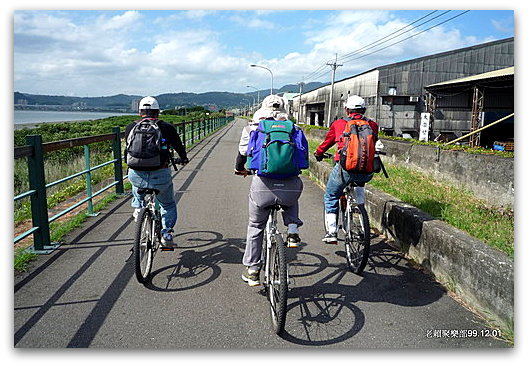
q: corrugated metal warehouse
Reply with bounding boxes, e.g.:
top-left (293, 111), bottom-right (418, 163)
top-left (292, 37), bottom-right (514, 144)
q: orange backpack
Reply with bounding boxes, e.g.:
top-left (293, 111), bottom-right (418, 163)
top-left (338, 117), bottom-right (376, 173)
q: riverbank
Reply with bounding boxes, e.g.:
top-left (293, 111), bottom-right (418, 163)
top-left (14, 120), bottom-right (86, 130)
top-left (13, 110), bottom-right (135, 129)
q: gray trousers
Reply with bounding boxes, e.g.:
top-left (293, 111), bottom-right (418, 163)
top-left (243, 175), bottom-right (303, 269)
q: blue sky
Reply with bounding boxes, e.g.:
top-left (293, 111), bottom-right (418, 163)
top-left (12, 8), bottom-right (515, 97)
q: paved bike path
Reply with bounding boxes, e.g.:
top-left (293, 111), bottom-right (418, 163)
top-left (14, 118), bottom-right (509, 348)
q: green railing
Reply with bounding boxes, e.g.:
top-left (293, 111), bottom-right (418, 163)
top-left (14, 116), bottom-right (233, 253)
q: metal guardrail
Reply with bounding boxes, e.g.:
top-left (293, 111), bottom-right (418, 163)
top-left (14, 116), bottom-right (233, 253)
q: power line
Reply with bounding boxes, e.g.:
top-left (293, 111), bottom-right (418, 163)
top-left (338, 10), bottom-right (452, 64)
top-left (298, 10), bottom-right (470, 85)
top-left (300, 10), bottom-right (442, 83)
top-left (341, 11), bottom-right (471, 64)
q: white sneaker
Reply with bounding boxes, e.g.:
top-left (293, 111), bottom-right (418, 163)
top-left (241, 267), bottom-right (261, 286)
top-left (322, 232), bottom-right (338, 244)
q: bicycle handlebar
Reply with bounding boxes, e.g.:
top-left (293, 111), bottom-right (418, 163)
top-left (169, 149), bottom-right (188, 172)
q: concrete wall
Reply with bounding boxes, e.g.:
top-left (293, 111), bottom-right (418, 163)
top-left (306, 154), bottom-right (514, 331)
top-left (303, 127), bottom-right (514, 208)
top-left (380, 139), bottom-right (514, 208)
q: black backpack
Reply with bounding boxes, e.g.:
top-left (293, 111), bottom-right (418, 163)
top-left (126, 118), bottom-right (163, 169)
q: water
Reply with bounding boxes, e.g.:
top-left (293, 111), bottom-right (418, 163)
top-left (14, 110), bottom-right (135, 125)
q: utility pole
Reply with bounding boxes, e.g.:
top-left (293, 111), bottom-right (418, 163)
top-left (326, 53), bottom-right (342, 127)
top-left (298, 80), bottom-right (304, 123)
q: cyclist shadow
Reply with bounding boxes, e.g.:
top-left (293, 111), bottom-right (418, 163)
top-left (145, 230), bottom-right (245, 292)
top-left (280, 238), bottom-right (445, 345)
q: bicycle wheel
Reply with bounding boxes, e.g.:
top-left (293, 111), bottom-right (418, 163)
top-left (268, 233), bottom-right (288, 335)
top-left (134, 208), bottom-right (154, 283)
top-left (344, 204), bottom-right (370, 274)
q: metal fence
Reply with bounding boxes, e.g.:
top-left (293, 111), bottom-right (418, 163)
top-left (14, 116), bottom-right (233, 253)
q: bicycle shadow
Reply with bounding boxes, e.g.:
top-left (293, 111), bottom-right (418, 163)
top-left (279, 239), bottom-right (445, 345)
top-left (144, 230), bottom-right (245, 292)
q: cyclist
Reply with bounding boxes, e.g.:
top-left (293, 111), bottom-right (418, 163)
top-left (313, 95), bottom-right (379, 244)
top-left (235, 95), bottom-right (304, 286)
top-left (125, 96), bottom-right (189, 247)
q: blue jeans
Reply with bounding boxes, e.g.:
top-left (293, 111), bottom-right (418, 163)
top-left (128, 168), bottom-right (177, 234)
top-left (324, 163), bottom-right (373, 214)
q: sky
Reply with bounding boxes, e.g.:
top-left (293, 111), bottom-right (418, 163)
top-left (11, 7), bottom-right (515, 97)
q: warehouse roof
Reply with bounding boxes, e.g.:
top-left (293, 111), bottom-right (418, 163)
top-left (426, 66), bottom-right (514, 88)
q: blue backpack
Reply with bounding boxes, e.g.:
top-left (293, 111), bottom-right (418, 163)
top-left (247, 119), bottom-right (309, 179)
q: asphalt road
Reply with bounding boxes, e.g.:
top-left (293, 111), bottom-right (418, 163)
top-left (14, 118), bottom-right (509, 349)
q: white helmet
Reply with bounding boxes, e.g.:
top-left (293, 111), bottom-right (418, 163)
top-left (261, 94), bottom-right (286, 111)
top-left (138, 96), bottom-right (159, 111)
top-left (344, 95), bottom-right (365, 110)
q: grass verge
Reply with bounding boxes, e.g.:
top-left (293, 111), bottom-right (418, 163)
top-left (14, 185), bottom-right (129, 273)
top-left (306, 139), bottom-right (513, 257)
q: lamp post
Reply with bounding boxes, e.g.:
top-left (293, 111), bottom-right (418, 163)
top-left (250, 64), bottom-right (273, 95)
top-left (246, 85), bottom-right (260, 108)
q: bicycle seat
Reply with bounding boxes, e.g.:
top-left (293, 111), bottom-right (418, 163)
top-left (137, 188), bottom-right (160, 195)
top-left (267, 204), bottom-right (284, 211)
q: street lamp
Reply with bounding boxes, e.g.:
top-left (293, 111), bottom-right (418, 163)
top-left (246, 85), bottom-right (260, 108)
top-left (250, 64), bottom-right (273, 95)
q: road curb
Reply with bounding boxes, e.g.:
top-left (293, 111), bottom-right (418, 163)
top-left (307, 155), bottom-right (513, 331)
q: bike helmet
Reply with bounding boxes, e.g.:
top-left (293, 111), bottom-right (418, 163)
top-left (138, 96), bottom-right (160, 111)
top-left (344, 95), bottom-right (365, 110)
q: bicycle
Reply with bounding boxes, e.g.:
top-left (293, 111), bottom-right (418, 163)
top-left (133, 155), bottom-right (184, 284)
top-left (234, 169), bottom-right (289, 335)
top-left (321, 151), bottom-right (388, 274)
top-left (337, 182), bottom-right (371, 274)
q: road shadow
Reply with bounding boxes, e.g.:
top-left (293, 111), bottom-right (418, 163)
top-left (279, 239), bottom-right (445, 346)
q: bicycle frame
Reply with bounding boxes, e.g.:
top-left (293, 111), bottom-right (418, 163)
top-left (263, 207), bottom-right (278, 282)
top-left (144, 193), bottom-right (161, 250)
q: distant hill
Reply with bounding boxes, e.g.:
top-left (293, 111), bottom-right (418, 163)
top-left (14, 82), bottom-right (326, 111)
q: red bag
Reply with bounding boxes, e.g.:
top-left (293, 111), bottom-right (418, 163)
top-left (338, 117), bottom-right (376, 173)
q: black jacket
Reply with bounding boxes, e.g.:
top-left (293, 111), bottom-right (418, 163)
top-left (125, 118), bottom-right (187, 171)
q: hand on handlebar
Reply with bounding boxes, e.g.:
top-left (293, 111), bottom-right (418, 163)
top-left (173, 157), bottom-right (189, 165)
top-left (314, 151), bottom-right (332, 161)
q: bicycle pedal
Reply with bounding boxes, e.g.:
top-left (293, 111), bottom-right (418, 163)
top-left (160, 246), bottom-right (175, 251)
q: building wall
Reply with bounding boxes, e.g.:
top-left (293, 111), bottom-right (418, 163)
top-left (294, 70), bottom-right (379, 126)
top-left (293, 38), bottom-right (514, 135)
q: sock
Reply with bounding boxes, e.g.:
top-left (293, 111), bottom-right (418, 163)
top-left (288, 223), bottom-right (298, 234)
top-left (325, 213), bottom-right (337, 234)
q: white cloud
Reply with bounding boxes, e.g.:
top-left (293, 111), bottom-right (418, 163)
top-left (230, 14), bottom-right (275, 29)
top-left (491, 18), bottom-right (514, 34)
top-left (99, 11), bottom-right (141, 31)
top-left (13, 10), bottom-right (509, 96)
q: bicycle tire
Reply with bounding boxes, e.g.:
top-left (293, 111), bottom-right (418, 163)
top-left (268, 233), bottom-right (288, 335)
top-left (344, 204), bottom-right (370, 274)
top-left (134, 208), bottom-right (154, 283)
